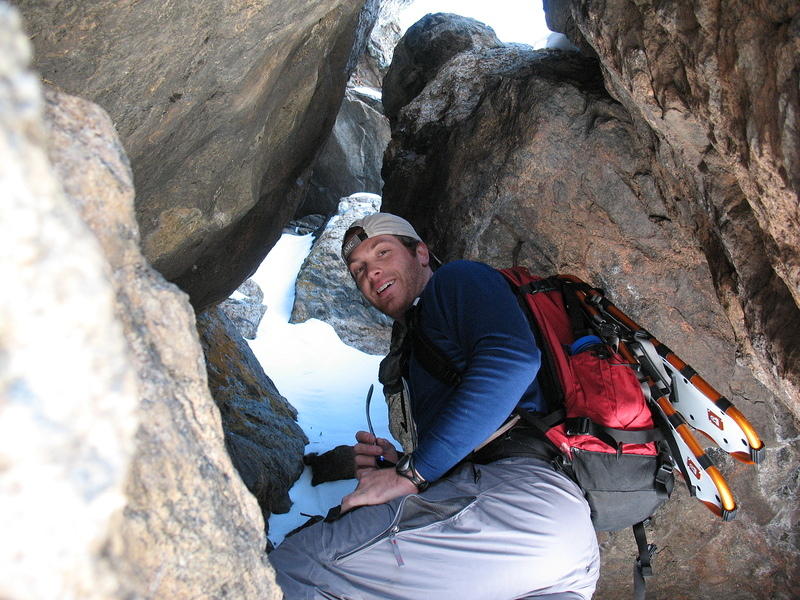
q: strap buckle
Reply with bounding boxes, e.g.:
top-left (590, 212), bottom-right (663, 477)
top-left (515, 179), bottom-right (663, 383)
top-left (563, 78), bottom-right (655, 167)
top-left (566, 416), bottom-right (592, 436)
top-left (635, 544), bottom-right (657, 578)
top-left (655, 461), bottom-right (674, 486)
top-left (519, 279), bottom-right (558, 295)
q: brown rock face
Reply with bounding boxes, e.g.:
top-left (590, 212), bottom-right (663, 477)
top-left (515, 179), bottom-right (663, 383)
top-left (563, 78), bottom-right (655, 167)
top-left (546, 0), bottom-right (800, 417)
top-left (382, 15), bottom-right (799, 599)
top-left (16, 0), bottom-right (379, 311)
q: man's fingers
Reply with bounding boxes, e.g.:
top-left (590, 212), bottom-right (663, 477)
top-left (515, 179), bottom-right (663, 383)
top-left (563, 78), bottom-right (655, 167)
top-left (354, 430), bottom-right (376, 445)
top-left (353, 442), bottom-right (383, 456)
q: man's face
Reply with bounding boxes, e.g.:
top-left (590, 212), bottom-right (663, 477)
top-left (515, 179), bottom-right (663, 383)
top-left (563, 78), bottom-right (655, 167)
top-left (346, 234), bottom-right (433, 321)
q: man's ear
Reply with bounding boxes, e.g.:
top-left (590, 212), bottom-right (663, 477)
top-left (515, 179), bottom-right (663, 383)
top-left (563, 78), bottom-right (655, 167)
top-left (416, 242), bottom-right (430, 267)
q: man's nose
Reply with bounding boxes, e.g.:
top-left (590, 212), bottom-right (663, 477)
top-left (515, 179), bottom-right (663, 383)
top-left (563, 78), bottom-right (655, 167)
top-left (367, 263), bottom-right (383, 281)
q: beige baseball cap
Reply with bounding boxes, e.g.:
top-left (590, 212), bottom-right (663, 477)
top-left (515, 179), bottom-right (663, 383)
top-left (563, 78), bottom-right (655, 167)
top-left (341, 213), bottom-right (423, 261)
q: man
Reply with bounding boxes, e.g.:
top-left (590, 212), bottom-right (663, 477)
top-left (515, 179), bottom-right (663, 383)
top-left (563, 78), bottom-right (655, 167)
top-left (269, 213), bottom-right (599, 599)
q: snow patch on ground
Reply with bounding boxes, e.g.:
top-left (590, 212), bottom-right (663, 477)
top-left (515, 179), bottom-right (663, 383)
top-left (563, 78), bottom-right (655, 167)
top-left (246, 232), bottom-right (392, 546)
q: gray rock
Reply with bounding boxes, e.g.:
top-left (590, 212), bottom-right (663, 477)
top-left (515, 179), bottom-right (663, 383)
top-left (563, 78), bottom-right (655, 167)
top-left (352, 0), bottom-right (414, 87)
top-left (367, 0), bottom-right (414, 71)
top-left (291, 194), bottom-right (393, 356)
top-left (0, 8), bottom-right (280, 592)
top-left (285, 213), bottom-right (330, 237)
top-left (381, 14), bottom-right (800, 598)
top-left (542, 0), bottom-right (595, 56)
top-left (219, 279), bottom-right (268, 340)
top-left (299, 88), bottom-right (391, 217)
top-left (196, 307), bottom-right (307, 519)
top-left (17, 0), bottom-right (380, 311)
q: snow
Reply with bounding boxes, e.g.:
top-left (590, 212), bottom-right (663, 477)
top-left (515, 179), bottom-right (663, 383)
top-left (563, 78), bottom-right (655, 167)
top-left (247, 232), bottom-right (392, 547)
top-left (351, 85), bottom-right (383, 100)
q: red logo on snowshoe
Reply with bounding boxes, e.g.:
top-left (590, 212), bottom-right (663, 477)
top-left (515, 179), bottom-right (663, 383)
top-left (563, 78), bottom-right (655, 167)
top-left (708, 410), bottom-right (723, 430)
top-left (687, 459), bottom-right (701, 479)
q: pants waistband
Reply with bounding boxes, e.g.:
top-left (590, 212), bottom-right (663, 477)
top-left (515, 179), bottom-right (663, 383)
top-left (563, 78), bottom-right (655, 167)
top-left (471, 425), bottom-right (557, 465)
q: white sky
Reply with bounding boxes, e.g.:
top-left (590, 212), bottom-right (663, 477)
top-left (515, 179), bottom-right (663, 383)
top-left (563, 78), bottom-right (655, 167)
top-left (398, 0), bottom-right (552, 48)
top-left (250, 233), bottom-right (390, 546)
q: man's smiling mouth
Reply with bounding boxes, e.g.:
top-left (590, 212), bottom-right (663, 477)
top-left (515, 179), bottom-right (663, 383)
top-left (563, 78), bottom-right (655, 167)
top-left (377, 280), bottom-right (395, 295)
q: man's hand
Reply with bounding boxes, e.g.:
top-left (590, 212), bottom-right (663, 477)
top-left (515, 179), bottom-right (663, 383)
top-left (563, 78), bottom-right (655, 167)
top-left (353, 430), bottom-right (400, 479)
top-left (341, 467), bottom-right (418, 513)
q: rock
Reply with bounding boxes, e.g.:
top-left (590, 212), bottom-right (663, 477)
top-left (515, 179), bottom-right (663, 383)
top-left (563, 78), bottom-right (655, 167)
top-left (545, 0), bottom-right (800, 414)
top-left (196, 307), bottom-right (307, 520)
top-left (17, 0), bottom-right (380, 311)
top-left (285, 213), bottom-right (330, 237)
top-left (0, 8), bottom-right (280, 592)
top-left (382, 13), bottom-right (504, 122)
top-left (367, 0), bottom-right (415, 72)
top-left (291, 194), bottom-right (393, 355)
top-left (381, 15), bottom-right (799, 598)
top-left (352, 0), bottom-right (415, 87)
top-left (219, 279), bottom-right (268, 340)
top-left (299, 87), bottom-right (391, 217)
top-left (0, 5), bottom-right (136, 597)
top-left (542, 0), bottom-right (595, 56)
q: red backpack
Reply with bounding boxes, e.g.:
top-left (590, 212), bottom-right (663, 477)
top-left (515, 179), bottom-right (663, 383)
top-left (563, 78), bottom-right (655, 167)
top-left (499, 267), bottom-right (672, 533)
top-left (409, 266), bottom-right (764, 599)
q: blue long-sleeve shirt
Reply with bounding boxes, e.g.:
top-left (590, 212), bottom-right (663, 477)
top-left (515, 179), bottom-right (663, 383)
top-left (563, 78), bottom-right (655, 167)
top-left (408, 260), bottom-right (545, 481)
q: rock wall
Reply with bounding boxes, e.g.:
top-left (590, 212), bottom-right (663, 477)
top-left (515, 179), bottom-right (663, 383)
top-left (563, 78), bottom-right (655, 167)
top-left (15, 0), bottom-right (379, 311)
top-left (0, 5), bottom-right (281, 596)
top-left (383, 12), bottom-right (504, 122)
top-left (545, 0), bottom-right (800, 416)
top-left (381, 13), bottom-right (799, 599)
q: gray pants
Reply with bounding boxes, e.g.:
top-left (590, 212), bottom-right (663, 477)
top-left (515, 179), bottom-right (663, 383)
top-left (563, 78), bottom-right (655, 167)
top-left (269, 457), bottom-right (600, 600)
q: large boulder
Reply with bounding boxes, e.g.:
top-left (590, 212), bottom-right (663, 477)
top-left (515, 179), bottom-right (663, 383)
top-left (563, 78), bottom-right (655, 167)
top-left (196, 307), bottom-right (307, 525)
top-left (544, 0), bottom-right (800, 414)
top-left (381, 14), bottom-right (799, 598)
top-left (0, 5), bottom-right (280, 594)
top-left (291, 194), bottom-right (393, 355)
top-left (16, 0), bottom-right (380, 311)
